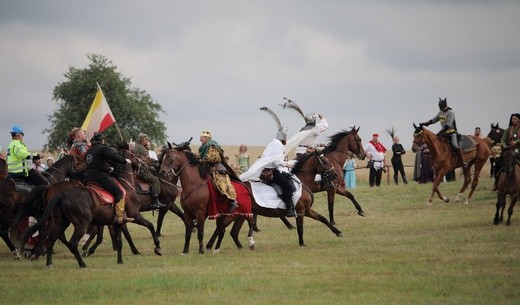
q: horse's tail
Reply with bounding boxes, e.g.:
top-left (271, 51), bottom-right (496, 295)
top-left (20, 192), bottom-right (64, 249)
top-left (12, 185), bottom-right (48, 228)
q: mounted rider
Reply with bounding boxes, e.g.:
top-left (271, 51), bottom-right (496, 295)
top-left (280, 98), bottom-right (329, 158)
top-left (67, 127), bottom-right (89, 180)
top-left (421, 98), bottom-right (467, 168)
top-left (198, 130), bottom-right (238, 212)
top-left (6, 125), bottom-right (49, 186)
top-left (240, 107), bottom-right (296, 217)
top-left (84, 132), bottom-right (133, 224)
top-left (492, 113), bottom-right (520, 191)
top-left (132, 133), bottom-right (166, 209)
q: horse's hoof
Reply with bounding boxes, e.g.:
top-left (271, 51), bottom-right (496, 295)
top-left (154, 248), bottom-right (162, 256)
top-left (212, 249), bottom-right (220, 254)
top-left (247, 237), bottom-right (256, 250)
top-left (463, 200), bottom-right (470, 205)
top-left (493, 220), bottom-right (499, 225)
top-left (253, 227), bottom-right (261, 232)
top-left (443, 197), bottom-right (450, 203)
top-left (12, 249), bottom-right (21, 260)
top-left (82, 252), bottom-right (89, 258)
top-left (425, 202), bottom-right (432, 207)
top-left (337, 232), bottom-right (344, 237)
top-left (358, 211), bottom-right (365, 217)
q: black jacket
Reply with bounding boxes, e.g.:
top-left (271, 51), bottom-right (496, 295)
top-left (84, 143), bottom-right (127, 180)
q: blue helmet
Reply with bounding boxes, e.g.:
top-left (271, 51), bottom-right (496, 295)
top-left (10, 125), bottom-right (24, 134)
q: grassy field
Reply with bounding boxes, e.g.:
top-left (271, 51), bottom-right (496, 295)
top-left (1, 169), bottom-right (519, 305)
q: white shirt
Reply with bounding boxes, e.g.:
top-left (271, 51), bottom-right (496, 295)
top-left (286, 117), bottom-right (329, 155)
top-left (364, 142), bottom-right (385, 162)
top-left (240, 139), bottom-right (287, 181)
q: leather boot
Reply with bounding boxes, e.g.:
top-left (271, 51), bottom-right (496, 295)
top-left (285, 200), bottom-right (296, 217)
top-left (150, 196), bottom-right (167, 209)
top-left (457, 148), bottom-right (468, 168)
top-left (115, 198), bottom-right (134, 224)
top-left (394, 177), bottom-right (398, 185)
top-left (403, 176), bottom-right (409, 185)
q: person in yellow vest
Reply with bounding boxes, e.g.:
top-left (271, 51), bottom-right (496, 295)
top-left (6, 125), bottom-right (49, 185)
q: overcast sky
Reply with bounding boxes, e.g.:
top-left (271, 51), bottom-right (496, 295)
top-left (1, 0), bottom-right (519, 152)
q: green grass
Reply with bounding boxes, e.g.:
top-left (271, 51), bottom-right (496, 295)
top-left (1, 176), bottom-right (519, 305)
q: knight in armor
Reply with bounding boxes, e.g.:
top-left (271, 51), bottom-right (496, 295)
top-left (6, 125), bottom-right (49, 186)
top-left (280, 98), bottom-right (328, 158)
top-left (492, 113), bottom-right (520, 191)
top-left (84, 132), bottom-right (133, 224)
top-left (132, 133), bottom-right (166, 209)
top-left (421, 98), bottom-right (467, 167)
top-left (198, 130), bottom-right (238, 212)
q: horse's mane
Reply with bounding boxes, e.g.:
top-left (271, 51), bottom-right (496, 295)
top-left (291, 152), bottom-right (314, 175)
top-left (322, 129), bottom-right (353, 154)
top-left (182, 149), bottom-right (200, 165)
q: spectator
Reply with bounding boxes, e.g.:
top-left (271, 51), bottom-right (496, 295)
top-left (343, 155), bottom-right (356, 189)
top-left (235, 144), bottom-right (250, 174)
top-left (46, 156), bottom-right (54, 168)
top-left (364, 133), bottom-right (387, 187)
top-left (390, 136), bottom-right (408, 185)
top-left (31, 154), bottom-right (47, 172)
top-left (474, 127), bottom-right (482, 138)
top-left (419, 144), bottom-right (433, 184)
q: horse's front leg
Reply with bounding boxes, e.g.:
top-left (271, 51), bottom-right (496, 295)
top-left (182, 214), bottom-right (194, 255)
top-left (429, 171), bottom-right (449, 205)
top-left (336, 186), bottom-right (365, 217)
top-left (455, 167), bottom-right (472, 203)
top-left (326, 188), bottom-right (336, 225)
top-left (132, 213), bottom-right (162, 256)
top-left (506, 195), bottom-right (518, 226)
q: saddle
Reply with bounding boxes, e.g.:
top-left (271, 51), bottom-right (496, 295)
top-left (248, 174), bottom-right (302, 210)
top-left (10, 178), bottom-right (34, 195)
top-left (134, 177), bottom-right (151, 194)
top-left (86, 180), bottom-right (126, 205)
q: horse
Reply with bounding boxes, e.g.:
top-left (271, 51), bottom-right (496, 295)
top-left (254, 127), bottom-right (367, 230)
top-left (487, 123), bottom-right (505, 177)
top-left (205, 148), bottom-right (344, 249)
top-left (159, 139), bottom-right (255, 254)
top-left (493, 148), bottom-right (520, 226)
top-left (21, 145), bottom-right (162, 267)
top-left (314, 127), bottom-right (366, 224)
top-left (411, 123), bottom-right (492, 205)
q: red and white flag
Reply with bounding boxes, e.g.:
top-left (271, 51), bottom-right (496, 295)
top-left (81, 85), bottom-right (116, 141)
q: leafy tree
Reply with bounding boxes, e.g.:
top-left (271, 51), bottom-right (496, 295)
top-left (44, 54), bottom-right (166, 151)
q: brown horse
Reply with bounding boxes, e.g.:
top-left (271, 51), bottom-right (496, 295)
top-left (209, 149), bottom-right (344, 248)
top-left (0, 157), bottom-right (28, 258)
top-left (256, 128), bottom-right (367, 230)
top-left (493, 149), bottom-right (520, 226)
top-left (411, 124), bottom-right (492, 205)
top-left (316, 127), bottom-right (366, 223)
top-left (22, 145), bottom-right (162, 267)
top-left (159, 140), bottom-right (255, 254)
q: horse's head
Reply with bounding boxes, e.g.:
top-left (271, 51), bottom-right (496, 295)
top-left (323, 127), bottom-right (365, 160)
top-left (487, 123), bottom-right (504, 144)
top-left (45, 155), bottom-right (76, 183)
top-left (159, 139), bottom-right (195, 179)
top-left (411, 123), bottom-right (425, 152)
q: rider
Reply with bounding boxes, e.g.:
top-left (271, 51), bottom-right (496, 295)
top-left (84, 132), bottom-right (133, 224)
top-left (132, 133), bottom-right (166, 209)
top-left (68, 127), bottom-right (89, 180)
top-left (421, 98), bottom-right (467, 168)
top-left (492, 113), bottom-right (520, 191)
top-left (240, 128), bottom-right (296, 217)
top-left (198, 130), bottom-right (238, 212)
top-left (6, 125), bottom-right (49, 186)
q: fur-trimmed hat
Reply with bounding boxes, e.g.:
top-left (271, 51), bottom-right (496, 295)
top-left (91, 132), bottom-right (104, 143)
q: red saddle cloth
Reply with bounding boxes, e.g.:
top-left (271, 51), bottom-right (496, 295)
top-left (207, 180), bottom-right (253, 219)
top-left (86, 179), bottom-right (126, 205)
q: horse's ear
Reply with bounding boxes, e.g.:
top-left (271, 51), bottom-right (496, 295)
top-left (413, 123), bottom-right (418, 129)
top-left (167, 142), bottom-right (173, 149)
top-left (187, 137), bottom-right (193, 145)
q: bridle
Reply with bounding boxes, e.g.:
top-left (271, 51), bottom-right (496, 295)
top-left (162, 150), bottom-right (189, 179)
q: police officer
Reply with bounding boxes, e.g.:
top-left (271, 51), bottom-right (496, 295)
top-left (6, 125), bottom-right (49, 185)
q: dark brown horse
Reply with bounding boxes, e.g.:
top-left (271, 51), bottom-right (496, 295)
top-left (159, 140), bottom-right (255, 254)
top-left (411, 124), bottom-right (492, 205)
top-left (22, 146), bottom-right (162, 267)
top-left (316, 127), bottom-right (366, 223)
top-left (206, 148), bottom-right (344, 249)
top-left (493, 148), bottom-right (520, 226)
top-left (487, 123), bottom-right (505, 177)
top-left (0, 156), bottom-right (27, 258)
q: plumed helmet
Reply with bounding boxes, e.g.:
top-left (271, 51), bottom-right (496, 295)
top-left (200, 130), bottom-right (212, 138)
top-left (304, 113), bottom-right (318, 125)
top-left (90, 131), bottom-right (104, 143)
top-left (10, 125), bottom-right (24, 134)
top-left (276, 129), bottom-right (287, 141)
top-left (438, 98), bottom-right (447, 109)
